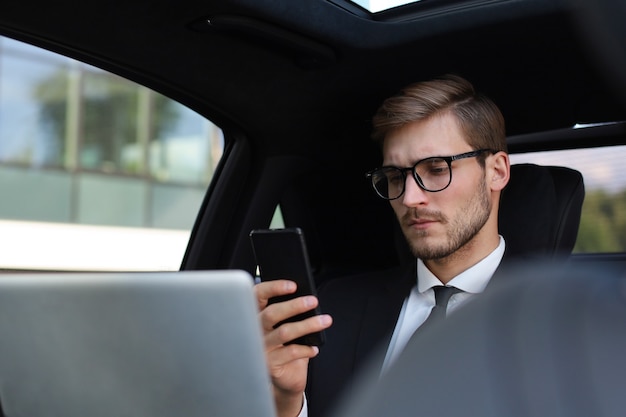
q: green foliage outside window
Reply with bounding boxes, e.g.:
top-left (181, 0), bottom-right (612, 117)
top-left (575, 189), bottom-right (626, 253)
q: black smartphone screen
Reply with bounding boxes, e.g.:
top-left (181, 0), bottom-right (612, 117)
top-left (249, 227), bottom-right (325, 346)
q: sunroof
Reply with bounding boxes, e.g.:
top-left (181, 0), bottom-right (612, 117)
top-left (349, 0), bottom-right (422, 13)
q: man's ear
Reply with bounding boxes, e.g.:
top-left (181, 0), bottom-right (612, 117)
top-left (489, 151), bottom-right (510, 192)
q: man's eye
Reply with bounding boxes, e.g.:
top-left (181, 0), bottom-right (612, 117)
top-left (428, 165), bottom-right (449, 175)
top-left (388, 172), bottom-right (403, 184)
top-left (424, 160), bottom-right (449, 176)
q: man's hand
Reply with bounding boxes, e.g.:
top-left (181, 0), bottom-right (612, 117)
top-left (255, 279), bottom-right (333, 417)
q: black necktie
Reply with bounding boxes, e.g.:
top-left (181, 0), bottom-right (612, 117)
top-left (420, 285), bottom-right (461, 330)
top-left (398, 285), bottom-right (462, 354)
top-left (402, 285), bottom-right (462, 356)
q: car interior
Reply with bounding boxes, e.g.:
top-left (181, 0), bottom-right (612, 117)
top-left (0, 0), bottom-right (625, 415)
top-left (1, 0), bottom-right (626, 273)
top-left (498, 163), bottom-right (584, 259)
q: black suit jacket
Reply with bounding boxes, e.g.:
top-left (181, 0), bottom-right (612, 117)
top-left (306, 254), bottom-right (518, 417)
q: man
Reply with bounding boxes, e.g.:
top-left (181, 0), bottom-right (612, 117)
top-left (255, 74), bottom-right (510, 417)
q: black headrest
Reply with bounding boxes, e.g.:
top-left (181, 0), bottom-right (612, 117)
top-left (499, 163), bottom-right (585, 258)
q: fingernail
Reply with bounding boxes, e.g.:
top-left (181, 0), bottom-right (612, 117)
top-left (303, 296), bottom-right (316, 307)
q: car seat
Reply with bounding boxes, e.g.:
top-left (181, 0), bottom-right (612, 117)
top-left (498, 163), bottom-right (585, 258)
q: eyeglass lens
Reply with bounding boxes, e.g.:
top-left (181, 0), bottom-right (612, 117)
top-left (372, 157), bottom-right (452, 199)
top-left (415, 157), bottom-right (452, 191)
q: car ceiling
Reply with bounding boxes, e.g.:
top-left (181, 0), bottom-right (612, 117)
top-left (1, 0), bottom-right (624, 152)
top-left (1, 0), bottom-right (625, 273)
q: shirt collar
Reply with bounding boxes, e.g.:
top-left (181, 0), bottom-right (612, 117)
top-left (416, 235), bottom-right (506, 294)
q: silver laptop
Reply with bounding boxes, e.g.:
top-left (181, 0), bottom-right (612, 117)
top-left (0, 270), bottom-right (276, 417)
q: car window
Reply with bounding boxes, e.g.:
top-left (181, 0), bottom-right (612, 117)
top-left (271, 206), bottom-right (285, 229)
top-left (510, 145), bottom-right (626, 254)
top-left (346, 0), bottom-right (421, 13)
top-left (0, 36), bottom-right (223, 271)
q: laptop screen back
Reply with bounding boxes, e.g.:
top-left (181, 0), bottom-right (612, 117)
top-left (0, 270), bottom-right (276, 417)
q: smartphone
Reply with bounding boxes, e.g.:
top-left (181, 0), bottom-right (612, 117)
top-left (249, 227), bottom-right (325, 346)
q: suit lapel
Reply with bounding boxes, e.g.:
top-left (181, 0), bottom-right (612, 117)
top-left (484, 249), bottom-right (521, 290)
top-left (354, 262), bottom-right (416, 372)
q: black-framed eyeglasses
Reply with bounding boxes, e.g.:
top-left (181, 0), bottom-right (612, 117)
top-left (365, 149), bottom-right (495, 200)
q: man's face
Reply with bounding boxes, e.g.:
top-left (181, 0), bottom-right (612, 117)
top-left (383, 112), bottom-right (492, 260)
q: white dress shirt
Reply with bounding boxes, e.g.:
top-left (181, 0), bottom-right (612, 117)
top-left (298, 236), bottom-right (506, 416)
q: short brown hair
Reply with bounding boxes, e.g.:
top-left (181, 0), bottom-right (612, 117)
top-left (371, 74), bottom-right (507, 154)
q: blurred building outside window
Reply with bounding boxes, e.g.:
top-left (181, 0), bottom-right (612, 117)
top-left (0, 36), bottom-right (223, 271)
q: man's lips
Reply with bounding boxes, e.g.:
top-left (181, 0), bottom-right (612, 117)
top-left (402, 210), bottom-right (446, 229)
top-left (406, 218), bottom-right (438, 228)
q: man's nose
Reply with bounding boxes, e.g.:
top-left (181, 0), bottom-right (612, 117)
top-left (402, 174), bottom-right (429, 207)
